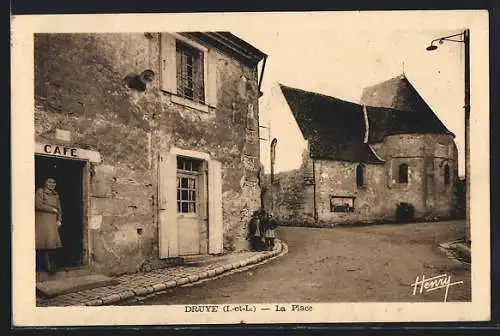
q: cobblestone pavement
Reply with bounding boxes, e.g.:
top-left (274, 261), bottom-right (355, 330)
top-left (37, 240), bottom-right (286, 307)
top-left (130, 220), bottom-right (470, 305)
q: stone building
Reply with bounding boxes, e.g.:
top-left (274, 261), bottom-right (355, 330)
top-left (262, 74), bottom-right (458, 226)
top-left (34, 32), bottom-right (267, 276)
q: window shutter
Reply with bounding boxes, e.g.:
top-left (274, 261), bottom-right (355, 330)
top-left (158, 151), bottom-right (179, 258)
top-left (160, 33), bottom-right (177, 93)
top-left (206, 49), bottom-right (218, 107)
top-left (208, 159), bottom-right (223, 254)
top-left (198, 161), bottom-right (208, 220)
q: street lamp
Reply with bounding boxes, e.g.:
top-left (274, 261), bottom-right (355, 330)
top-left (426, 29), bottom-right (470, 245)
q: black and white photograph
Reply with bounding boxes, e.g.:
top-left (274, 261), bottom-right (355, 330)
top-left (11, 10), bottom-right (490, 325)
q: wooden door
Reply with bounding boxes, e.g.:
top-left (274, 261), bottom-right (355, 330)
top-left (176, 171), bottom-right (201, 255)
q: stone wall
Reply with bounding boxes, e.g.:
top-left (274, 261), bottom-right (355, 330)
top-left (314, 160), bottom-right (390, 224)
top-left (377, 134), bottom-right (458, 219)
top-left (34, 33), bottom-right (262, 275)
top-left (262, 149), bottom-right (315, 225)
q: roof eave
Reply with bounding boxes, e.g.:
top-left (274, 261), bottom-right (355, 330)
top-left (186, 32), bottom-right (267, 66)
top-left (309, 153), bottom-right (385, 165)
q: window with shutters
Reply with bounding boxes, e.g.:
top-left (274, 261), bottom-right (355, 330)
top-left (176, 41), bottom-right (205, 104)
top-left (160, 33), bottom-right (217, 112)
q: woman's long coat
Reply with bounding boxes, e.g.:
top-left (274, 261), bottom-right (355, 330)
top-left (35, 188), bottom-right (62, 249)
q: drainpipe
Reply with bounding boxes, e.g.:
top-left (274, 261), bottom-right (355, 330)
top-left (258, 55), bottom-right (268, 97)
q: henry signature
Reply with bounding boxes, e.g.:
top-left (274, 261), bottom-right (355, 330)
top-left (410, 274), bottom-right (464, 302)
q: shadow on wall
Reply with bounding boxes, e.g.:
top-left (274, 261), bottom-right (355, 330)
top-left (452, 177), bottom-right (466, 220)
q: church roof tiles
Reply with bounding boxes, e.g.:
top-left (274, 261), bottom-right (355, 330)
top-left (279, 75), bottom-right (453, 162)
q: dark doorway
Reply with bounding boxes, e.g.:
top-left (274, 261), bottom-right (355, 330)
top-left (35, 155), bottom-right (85, 268)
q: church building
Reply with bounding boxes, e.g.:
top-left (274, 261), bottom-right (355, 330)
top-left (262, 74), bottom-right (458, 225)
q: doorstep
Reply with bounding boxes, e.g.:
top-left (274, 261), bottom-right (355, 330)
top-left (36, 274), bottom-right (120, 298)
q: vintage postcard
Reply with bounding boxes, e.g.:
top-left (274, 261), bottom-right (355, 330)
top-left (11, 10), bottom-right (490, 326)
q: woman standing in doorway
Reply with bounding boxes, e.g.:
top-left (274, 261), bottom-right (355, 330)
top-left (35, 178), bottom-right (62, 274)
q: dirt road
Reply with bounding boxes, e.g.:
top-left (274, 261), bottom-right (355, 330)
top-left (125, 220), bottom-right (470, 305)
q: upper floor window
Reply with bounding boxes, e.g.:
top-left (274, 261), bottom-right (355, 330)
top-left (444, 164), bottom-right (451, 185)
top-left (160, 33), bottom-right (217, 110)
top-left (398, 163), bottom-right (409, 184)
top-left (176, 41), bottom-right (205, 104)
top-left (356, 164), bottom-right (365, 187)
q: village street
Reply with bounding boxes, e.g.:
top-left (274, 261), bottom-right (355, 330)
top-left (125, 220), bottom-right (470, 305)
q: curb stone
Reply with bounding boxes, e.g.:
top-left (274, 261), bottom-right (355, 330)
top-left (82, 239), bottom-right (287, 306)
top-left (438, 241), bottom-right (471, 267)
top-left (165, 280), bottom-right (177, 288)
top-left (177, 277), bottom-right (190, 286)
top-left (125, 241), bottom-right (290, 305)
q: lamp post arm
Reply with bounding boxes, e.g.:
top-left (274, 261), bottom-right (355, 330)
top-left (429, 31), bottom-right (466, 46)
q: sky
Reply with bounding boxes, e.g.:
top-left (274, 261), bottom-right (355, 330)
top-left (231, 17), bottom-right (472, 176)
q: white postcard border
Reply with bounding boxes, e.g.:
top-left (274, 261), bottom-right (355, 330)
top-left (11, 10), bottom-right (490, 326)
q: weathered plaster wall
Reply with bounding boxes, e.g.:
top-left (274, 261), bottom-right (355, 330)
top-left (34, 33), bottom-right (261, 275)
top-left (375, 133), bottom-right (458, 219)
top-left (425, 134), bottom-right (458, 218)
top-left (314, 160), bottom-right (390, 223)
top-left (262, 170), bottom-right (316, 226)
top-left (262, 148), bottom-right (315, 225)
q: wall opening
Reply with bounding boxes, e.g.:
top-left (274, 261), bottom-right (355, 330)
top-left (35, 155), bottom-right (86, 268)
top-left (356, 163), bottom-right (365, 187)
top-left (444, 164), bottom-right (450, 186)
top-left (330, 196), bottom-right (355, 213)
top-left (398, 163), bottom-right (409, 184)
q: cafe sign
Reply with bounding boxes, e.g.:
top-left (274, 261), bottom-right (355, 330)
top-left (35, 143), bottom-right (101, 163)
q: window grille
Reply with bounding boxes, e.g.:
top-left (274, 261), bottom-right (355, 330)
top-left (176, 156), bottom-right (202, 214)
top-left (176, 42), bottom-right (205, 104)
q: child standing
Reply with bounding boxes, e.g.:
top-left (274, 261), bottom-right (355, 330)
top-left (263, 214), bottom-right (278, 251)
